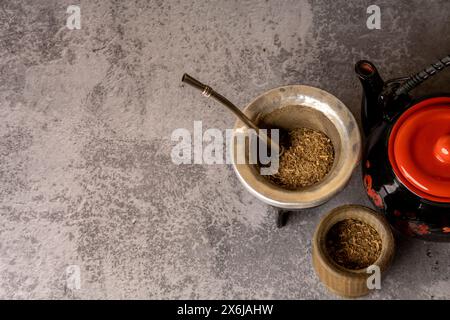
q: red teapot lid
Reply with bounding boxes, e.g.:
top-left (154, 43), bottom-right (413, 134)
top-left (388, 97), bottom-right (450, 203)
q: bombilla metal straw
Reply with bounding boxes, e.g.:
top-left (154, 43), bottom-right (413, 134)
top-left (181, 73), bottom-right (281, 154)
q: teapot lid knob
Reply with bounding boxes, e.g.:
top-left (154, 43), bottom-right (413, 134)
top-left (434, 135), bottom-right (450, 164)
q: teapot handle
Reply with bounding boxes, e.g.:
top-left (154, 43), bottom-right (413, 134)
top-left (395, 55), bottom-right (450, 96)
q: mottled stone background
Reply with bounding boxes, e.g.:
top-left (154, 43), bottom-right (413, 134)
top-left (0, 0), bottom-right (449, 299)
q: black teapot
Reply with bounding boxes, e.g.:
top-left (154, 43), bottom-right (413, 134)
top-left (355, 56), bottom-right (450, 241)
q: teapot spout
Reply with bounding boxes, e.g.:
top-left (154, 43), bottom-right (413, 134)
top-left (355, 60), bottom-right (385, 136)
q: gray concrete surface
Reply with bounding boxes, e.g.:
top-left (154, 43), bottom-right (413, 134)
top-left (0, 0), bottom-right (449, 299)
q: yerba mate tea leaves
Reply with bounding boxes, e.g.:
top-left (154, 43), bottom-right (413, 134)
top-left (268, 128), bottom-right (334, 190)
top-left (325, 219), bottom-right (382, 270)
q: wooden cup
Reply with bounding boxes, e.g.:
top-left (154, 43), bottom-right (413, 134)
top-left (312, 205), bottom-right (395, 298)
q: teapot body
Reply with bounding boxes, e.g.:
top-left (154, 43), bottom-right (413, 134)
top-left (363, 102), bottom-right (450, 241)
top-left (356, 59), bottom-right (450, 241)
